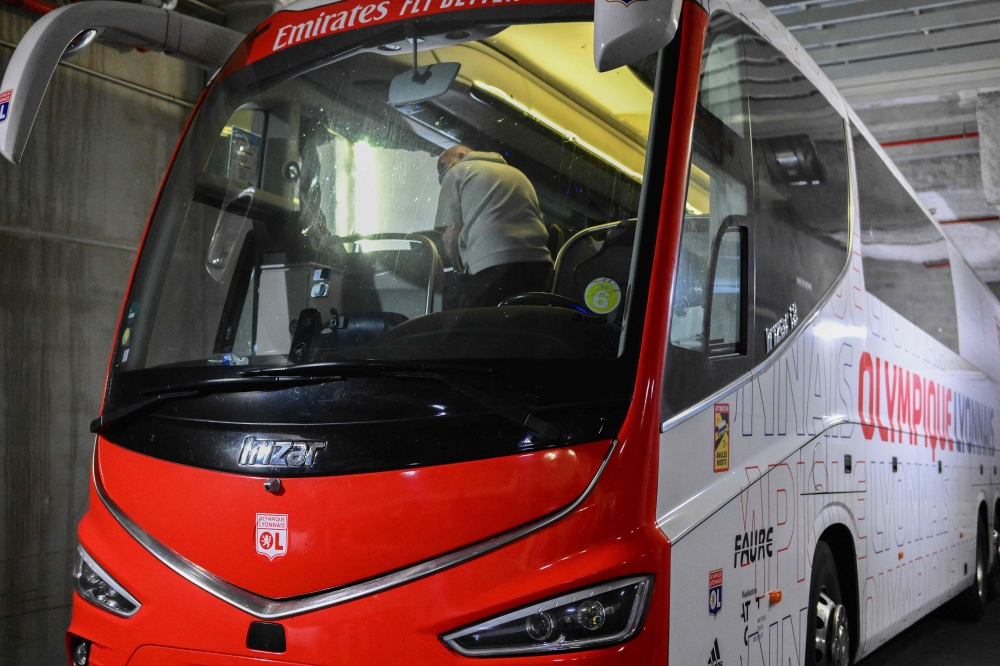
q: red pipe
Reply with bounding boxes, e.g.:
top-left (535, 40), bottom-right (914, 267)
top-left (4, 0), bottom-right (58, 14)
top-left (939, 216), bottom-right (1000, 225)
top-left (882, 132), bottom-right (979, 148)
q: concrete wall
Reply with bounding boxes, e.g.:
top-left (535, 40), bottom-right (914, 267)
top-left (0, 11), bottom-right (201, 664)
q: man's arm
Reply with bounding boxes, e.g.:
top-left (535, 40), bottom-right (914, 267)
top-left (435, 169), bottom-right (464, 272)
top-left (443, 226), bottom-right (463, 272)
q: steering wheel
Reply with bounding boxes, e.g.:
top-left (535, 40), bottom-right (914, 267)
top-left (498, 292), bottom-right (590, 314)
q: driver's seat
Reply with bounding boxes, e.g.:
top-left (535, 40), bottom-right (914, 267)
top-left (552, 221), bottom-right (635, 314)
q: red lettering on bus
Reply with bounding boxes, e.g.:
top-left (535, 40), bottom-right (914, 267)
top-left (859, 352), bottom-right (875, 440)
top-left (912, 374), bottom-right (923, 444)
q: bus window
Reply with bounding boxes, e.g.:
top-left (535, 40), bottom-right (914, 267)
top-left (743, 34), bottom-right (850, 357)
top-left (664, 12), bottom-right (754, 417)
top-left (127, 20), bottom-right (659, 371)
top-left (853, 127), bottom-right (959, 353)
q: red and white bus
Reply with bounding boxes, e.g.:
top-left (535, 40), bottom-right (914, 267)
top-left (2, 0), bottom-right (998, 663)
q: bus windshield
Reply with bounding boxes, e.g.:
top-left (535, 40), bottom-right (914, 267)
top-left (113, 6), bottom-right (660, 391)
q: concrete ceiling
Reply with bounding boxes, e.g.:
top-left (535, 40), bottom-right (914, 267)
top-left (764, 0), bottom-right (1000, 288)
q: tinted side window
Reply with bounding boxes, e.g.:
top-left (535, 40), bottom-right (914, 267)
top-left (664, 13), bottom-right (755, 417)
top-left (853, 128), bottom-right (959, 353)
top-left (743, 34), bottom-right (850, 357)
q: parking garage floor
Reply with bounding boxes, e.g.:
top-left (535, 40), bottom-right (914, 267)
top-left (863, 598), bottom-right (1000, 665)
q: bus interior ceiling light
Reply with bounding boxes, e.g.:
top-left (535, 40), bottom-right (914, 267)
top-left (472, 81), bottom-right (643, 182)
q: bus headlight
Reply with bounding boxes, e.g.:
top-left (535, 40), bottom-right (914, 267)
top-left (72, 545), bottom-right (141, 617)
top-left (441, 576), bottom-right (653, 656)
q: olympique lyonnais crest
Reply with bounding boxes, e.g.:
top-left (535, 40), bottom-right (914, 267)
top-left (256, 513), bottom-right (288, 560)
top-left (709, 569), bottom-right (723, 617)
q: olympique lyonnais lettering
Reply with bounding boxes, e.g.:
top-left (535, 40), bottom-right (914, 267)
top-left (733, 527), bottom-right (773, 568)
top-left (858, 351), bottom-right (995, 457)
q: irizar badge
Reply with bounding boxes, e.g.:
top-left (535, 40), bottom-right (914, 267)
top-left (256, 513), bottom-right (288, 560)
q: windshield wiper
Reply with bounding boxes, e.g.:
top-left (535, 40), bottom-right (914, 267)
top-left (246, 362), bottom-right (562, 442)
top-left (94, 362), bottom-right (562, 443)
top-left (386, 371), bottom-right (564, 443)
top-left (240, 360), bottom-right (490, 377)
top-left (90, 375), bottom-right (336, 433)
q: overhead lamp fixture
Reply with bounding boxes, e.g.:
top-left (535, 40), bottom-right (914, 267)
top-left (472, 81), bottom-right (643, 182)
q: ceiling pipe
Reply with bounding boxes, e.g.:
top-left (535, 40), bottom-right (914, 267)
top-left (882, 132), bottom-right (979, 148)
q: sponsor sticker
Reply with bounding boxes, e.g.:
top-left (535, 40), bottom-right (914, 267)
top-left (708, 637), bottom-right (724, 665)
top-left (709, 568), bottom-right (723, 617)
top-left (256, 513), bottom-right (289, 560)
top-left (584, 277), bottom-right (621, 315)
top-left (0, 89), bottom-right (11, 124)
top-left (714, 404), bottom-right (730, 472)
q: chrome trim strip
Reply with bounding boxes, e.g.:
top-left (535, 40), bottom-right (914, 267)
top-left (661, 370), bottom-right (754, 433)
top-left (662, 118), bottom-right (856, 433)
top-left (660, 417), bottom-right (849, 544)
top-left (92, 439), bottom-right (617, 620)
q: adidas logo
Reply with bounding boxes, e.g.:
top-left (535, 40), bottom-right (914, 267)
top-left (708, 638), bottom-right (724, 666)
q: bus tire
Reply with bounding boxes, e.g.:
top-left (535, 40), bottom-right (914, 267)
top-left (989, 519), bottom-right (1000, 601)
top-left (954, 518), bottom-right (988, 620)
top-left (806, 541), bottom-right (851, 666)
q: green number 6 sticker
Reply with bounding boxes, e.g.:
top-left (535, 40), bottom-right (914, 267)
top-left (584, 277), bottom-right (621, 314)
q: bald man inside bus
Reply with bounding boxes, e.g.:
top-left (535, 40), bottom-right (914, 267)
top-left (434, 144), bottom-right (554, 308)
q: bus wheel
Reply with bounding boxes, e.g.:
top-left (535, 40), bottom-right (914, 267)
top-left (807, 541), bottom-right (851, 666)
top-left (954, 518), bottom-right (988, 620)
top-left (989, 523), bottom-right (1000, 601)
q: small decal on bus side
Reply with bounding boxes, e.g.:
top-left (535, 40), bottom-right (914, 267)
top-left (764, 303), bottom-right (798, 352)
top-left (708, 568), bottom-right (723, 617)
top-left (0, 89), bottom-right (11, 124)
top-left (713, 404), bottom-right (729, 473)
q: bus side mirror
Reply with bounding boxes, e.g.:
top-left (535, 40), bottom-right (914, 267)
top-left (0, 1), bottom-right (243, 164)
top-left (593, 0), bottom-right (682, 73)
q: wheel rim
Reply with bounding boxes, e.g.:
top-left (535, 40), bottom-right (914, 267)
top-left (815, 590), bottom-right (850, 666)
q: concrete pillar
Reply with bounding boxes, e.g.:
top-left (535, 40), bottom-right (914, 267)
top-left (978, 90), bottom-right (1000, 208)
top-left (0, 10), bottom-right (201, 664)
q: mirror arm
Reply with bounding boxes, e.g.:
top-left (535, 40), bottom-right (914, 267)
top-left (0, 1), bottom-right (243, 164)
